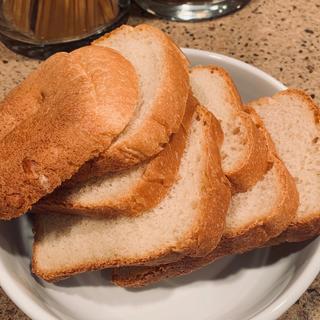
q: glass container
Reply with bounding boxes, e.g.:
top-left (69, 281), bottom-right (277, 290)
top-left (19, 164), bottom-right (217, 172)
top-left (0, 0), bottom-right (130, 58)
top-left (135, 0), bottom-right (250, 21)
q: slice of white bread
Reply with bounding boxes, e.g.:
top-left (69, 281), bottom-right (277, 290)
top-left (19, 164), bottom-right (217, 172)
top-left (71, 24), bottom-right (190, 182)
top-left (190, 66), bottom-right (269, 192)
top-left (0, 46), bottom-right (139, 220)
top-left (112, 102), bottom-right (298, 288)
top-left (33, 94), bottom-right (197, 217)
top-left (32, 105), bottom-right (231, 282)
top-left (249, 89), bottom-right (320, 243)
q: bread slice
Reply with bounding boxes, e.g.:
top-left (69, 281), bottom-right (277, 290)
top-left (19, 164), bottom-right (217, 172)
top-left (70, 24), bottom-right (190, 182)
top-left (249, 89), bottom-right (320, 243)
top-left (112, 105), bottom-right (298, 288)
top-left (190, 66), bottom-right (269, 192)
top-left (0, 46), bottom-right (139, 220)
top-left (32, 105), bottom-right (231, 282)
top-left (33, 94), bottom-right (197, 217)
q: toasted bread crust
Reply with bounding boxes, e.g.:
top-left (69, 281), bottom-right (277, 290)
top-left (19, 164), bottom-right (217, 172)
top-left (32, 105), bottom-right (231, 282)
top-left (0, 46), bottom-right (139, 220)
top-left (267, 213), bottom-right (320, 245)
top-left (34, 94), bottom-right (197, 217)
top-left (70, 25), bottom-right (190, 181)
top-left (191, 66), bottom-right (270, 193)
top-left (111, 108), bottom-right (298, 288)
top-left (0, 58), bottom-right (54, 141)
top-left (257, 89), bottom-right (320, 243)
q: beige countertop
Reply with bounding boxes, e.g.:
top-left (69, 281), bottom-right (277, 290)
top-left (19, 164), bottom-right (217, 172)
top-left (0, 0), bottom-right (319, 319)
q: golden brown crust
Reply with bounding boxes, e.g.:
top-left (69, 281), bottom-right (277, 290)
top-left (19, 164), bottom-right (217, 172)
top-left (70, 24), bottom-right (190, 181)
top-left (0, 46), bottom-right (139, 220)
top-left (191, 66), bottom-right (270, 193)
top-left (267, 213), bottom-right (320, 245)
top-left (111, 108), bottom-right (298, 288)
top-left (0, 58), bottom-right (53, 141)
top-left (111, 256), bottom-right (207, 288)
top-left (32, 105), bottom-right (231, 282)
top-left (34, 94), bottom-right (197, 217)
top-left (32, 237), bottom-right (183, 282)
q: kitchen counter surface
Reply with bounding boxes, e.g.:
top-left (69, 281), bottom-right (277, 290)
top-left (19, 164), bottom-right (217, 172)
top-left (0, 0), bottom-right (319, 319)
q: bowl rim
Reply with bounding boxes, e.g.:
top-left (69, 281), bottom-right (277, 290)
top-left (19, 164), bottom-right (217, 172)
top-left (253, 237), bottom-right (320, 320)
top-left (0, 48), bottom-right (319, 320)
top-left (182, 48), bottom-right (287, 91)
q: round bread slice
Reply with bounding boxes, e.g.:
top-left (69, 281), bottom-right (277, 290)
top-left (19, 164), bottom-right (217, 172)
top-left (0, 46), bottom-right (139, 220)
top-left (70, 24), bottom-right (190, 181)
top-left (33, 94), bottom-right (197, 217)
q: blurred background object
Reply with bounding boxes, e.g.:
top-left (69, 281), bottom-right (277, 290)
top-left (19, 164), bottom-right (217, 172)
top-left (134, 0), bottom-right (250, 21)
top-left (0, 0), bottom-right (130, 58)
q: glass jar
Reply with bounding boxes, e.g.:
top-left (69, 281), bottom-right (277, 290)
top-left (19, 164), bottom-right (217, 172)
top-left (0, 0), bottom-right (130, 59)
top-left (135, 0), bottom-right (250, 21)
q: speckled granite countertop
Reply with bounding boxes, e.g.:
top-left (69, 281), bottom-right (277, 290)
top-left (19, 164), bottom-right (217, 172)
top-left (0, 0), bottom-right (319, 319)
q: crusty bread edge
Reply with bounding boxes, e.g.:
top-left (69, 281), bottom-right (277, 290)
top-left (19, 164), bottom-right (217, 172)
top-left (34, 94), bottom-right (197, 218)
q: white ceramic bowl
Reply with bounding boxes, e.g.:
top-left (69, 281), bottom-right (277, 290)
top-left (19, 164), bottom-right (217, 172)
top-left (0, 49), bottom-right (319, 320)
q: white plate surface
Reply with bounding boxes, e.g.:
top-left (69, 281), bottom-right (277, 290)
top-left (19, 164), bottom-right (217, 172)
top-left (0, 49), bottom-right (319, 320)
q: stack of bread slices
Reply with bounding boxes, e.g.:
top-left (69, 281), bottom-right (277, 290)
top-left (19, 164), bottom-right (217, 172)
top-left (0, 24), bottom-right (319, 287)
